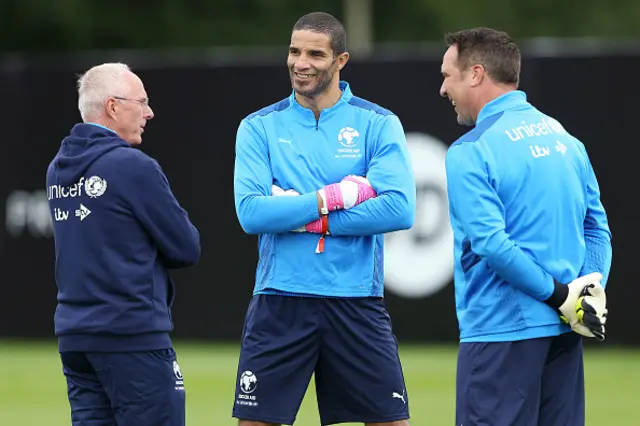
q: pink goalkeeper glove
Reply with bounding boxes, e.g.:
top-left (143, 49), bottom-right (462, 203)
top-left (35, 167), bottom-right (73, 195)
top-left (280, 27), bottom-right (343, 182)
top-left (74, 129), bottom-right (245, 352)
top-left (271, 185), bottom-right (300, 197)
top-left (317, 175), bottom-right (377, 212)
top-left (304, 219), bottom-right (324, 233)
top-left (272, 178), bottom-right (376, 246)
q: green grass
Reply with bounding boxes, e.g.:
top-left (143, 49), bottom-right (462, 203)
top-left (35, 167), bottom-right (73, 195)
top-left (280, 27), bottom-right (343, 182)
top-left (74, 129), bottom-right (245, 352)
top-left (0, 340), bottom-right (638, 425)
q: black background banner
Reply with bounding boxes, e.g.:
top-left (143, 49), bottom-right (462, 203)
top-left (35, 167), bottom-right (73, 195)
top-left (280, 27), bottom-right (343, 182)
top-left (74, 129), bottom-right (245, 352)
top-left (0, 53), bottom-right (635, 345)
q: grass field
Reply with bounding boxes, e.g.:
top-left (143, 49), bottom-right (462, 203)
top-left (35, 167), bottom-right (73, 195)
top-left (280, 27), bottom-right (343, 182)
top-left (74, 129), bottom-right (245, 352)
top-left (0, 340), bottom-right (638, 425)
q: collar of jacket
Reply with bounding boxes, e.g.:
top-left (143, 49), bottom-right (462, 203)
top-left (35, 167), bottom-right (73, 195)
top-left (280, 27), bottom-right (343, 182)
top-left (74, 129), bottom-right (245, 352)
top-left (476, 90), bottom-right (531, 124)
top-left (288, 80), bottom-right (354, 121)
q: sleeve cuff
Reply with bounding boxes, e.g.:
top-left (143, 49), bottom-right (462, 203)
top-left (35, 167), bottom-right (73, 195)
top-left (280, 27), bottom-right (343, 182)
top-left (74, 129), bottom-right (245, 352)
top-left (544, 280), bottom-right (568, 309)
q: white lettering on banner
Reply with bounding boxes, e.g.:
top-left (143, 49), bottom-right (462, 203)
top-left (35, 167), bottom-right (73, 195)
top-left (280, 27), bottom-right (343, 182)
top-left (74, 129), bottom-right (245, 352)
top-left (505, 117), bottom-right (567, 142)
top-left (5, 190), bottom-right (53, 238)
top-left (384, 132), bottom-right (454, 298)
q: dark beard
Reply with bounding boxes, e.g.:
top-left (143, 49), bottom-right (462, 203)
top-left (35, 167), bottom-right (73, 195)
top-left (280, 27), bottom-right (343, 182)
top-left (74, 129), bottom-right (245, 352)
top-left (290, 60), bottom-right (336, 98)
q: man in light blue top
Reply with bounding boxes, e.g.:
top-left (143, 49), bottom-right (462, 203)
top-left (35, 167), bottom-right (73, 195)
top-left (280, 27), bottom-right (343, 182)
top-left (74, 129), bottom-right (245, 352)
top-left (232, 11), bottom-right (416, 426)
top-left (440, 27), bottom-right (611, 426)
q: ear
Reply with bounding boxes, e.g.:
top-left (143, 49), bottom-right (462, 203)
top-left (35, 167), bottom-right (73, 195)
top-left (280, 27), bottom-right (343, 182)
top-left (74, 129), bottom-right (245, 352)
top-left (105, 98), bottom-right (118, 118)
top-left (469, 64), bottom-right (485, 87)
top-left (336, 51), bottom-right (350, 71)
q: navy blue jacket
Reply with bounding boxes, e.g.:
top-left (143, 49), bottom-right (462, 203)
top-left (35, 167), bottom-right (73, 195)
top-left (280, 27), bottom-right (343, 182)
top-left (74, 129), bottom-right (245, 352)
top-left (46, 123), bottom-right (200, 352)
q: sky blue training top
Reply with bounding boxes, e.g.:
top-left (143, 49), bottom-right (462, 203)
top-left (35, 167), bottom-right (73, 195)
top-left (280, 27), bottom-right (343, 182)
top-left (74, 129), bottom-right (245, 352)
top-left (446, 90), bottom-right (612, 343)
top-left (234, 81), bottom-right (416, 298)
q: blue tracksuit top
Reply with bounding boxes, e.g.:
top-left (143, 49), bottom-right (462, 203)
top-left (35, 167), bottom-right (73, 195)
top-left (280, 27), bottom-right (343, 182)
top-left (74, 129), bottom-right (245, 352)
top-left (234, 81), bottom-right (416, 297)
top-left (46, 123), bottom-right (201, 352)
top-left (446, 90), bottom-right (612, 342)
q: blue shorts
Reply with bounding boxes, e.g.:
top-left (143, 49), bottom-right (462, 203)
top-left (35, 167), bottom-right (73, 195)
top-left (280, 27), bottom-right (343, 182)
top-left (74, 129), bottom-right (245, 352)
top-left (60, 348), bottom-right (185, 426)
top-left (456, 331), bottom-right (585, 426)
top-left (232, 294), bottom-right (410, 425)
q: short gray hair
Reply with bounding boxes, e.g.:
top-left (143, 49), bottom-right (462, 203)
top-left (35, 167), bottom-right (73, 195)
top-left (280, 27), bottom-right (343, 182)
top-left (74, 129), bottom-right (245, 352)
top-left (77, 62), bottom-right (131, 122)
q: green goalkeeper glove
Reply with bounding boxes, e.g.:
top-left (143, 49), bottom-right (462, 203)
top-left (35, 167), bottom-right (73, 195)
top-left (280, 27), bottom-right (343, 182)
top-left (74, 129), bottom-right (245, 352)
top-left (544, 272), bottom-right (608, 341)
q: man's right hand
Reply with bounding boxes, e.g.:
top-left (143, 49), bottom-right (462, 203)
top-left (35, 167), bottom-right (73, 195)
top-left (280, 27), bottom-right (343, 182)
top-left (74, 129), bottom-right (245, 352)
top-left (272, 185), bottom-right (300, 197)
top-left (271, 184), bottom-right (309, 232)
top-left (576, 281), bottom-right (608, 341)
top-left (544, 272), bottom-right (608, 341)
top-left (272, 177), bottom-right (377, 233)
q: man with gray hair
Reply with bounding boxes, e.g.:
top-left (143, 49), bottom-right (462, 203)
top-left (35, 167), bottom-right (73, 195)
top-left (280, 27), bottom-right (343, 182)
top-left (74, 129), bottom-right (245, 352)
top-left (46, 62), bottom-right (200, 425)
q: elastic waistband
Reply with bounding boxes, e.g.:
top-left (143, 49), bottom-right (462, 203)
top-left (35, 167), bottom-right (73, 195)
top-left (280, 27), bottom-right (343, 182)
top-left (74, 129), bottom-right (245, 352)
top-left (58, 332), bottom-right (172, 353)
